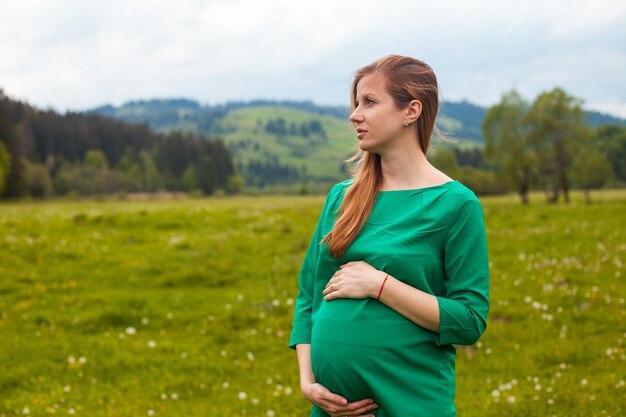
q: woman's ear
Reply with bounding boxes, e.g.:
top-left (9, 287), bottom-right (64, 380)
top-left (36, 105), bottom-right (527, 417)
top-left (405, 100), bottom-right (422, 124)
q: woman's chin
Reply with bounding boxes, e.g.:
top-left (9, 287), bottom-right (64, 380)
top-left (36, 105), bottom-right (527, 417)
top-left (358, 142), bottom-right (380, 153)
top-left (358, 141), bottom-right (374, 152)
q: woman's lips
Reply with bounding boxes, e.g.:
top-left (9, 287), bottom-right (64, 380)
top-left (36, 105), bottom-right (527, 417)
top-left (356, 129), bottom-right (367, 140)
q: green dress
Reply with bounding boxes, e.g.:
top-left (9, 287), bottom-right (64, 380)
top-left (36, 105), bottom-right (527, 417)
top-left (289, 178), bottom-right (490, 417)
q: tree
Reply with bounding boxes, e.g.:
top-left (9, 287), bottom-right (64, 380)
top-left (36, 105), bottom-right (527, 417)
top-left (180, 166), bottom-right (198, 191)
top-left (572, 147), bottom-right (614, 204)
top-left (482, 90), bottom-right (534, 203)
top-left (225, 174), bottom-right (244, 194)
top-left (24, 159), bottom-right (53, 198)
top-left (0, 141), bottom-right (10, 194)
top-left (84, 149), bottom-right (108, 170)
top-left (429, 148), bottom-right (460, 177)
top-left (595, 125), bottom-right (626, 183)
top-left (139, 150), bottom-right (159, 192)
top-left (525, 88), bottom-right (588, 203)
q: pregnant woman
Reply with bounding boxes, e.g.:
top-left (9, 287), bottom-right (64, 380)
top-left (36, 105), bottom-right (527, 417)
top-left (289, 55), bottom-right (490, 417)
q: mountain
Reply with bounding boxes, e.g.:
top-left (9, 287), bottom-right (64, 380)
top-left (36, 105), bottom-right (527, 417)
top-left (87, 98), bottom-right (626, 188)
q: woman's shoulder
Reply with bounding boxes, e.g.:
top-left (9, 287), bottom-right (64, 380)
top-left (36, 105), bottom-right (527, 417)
top-left (429, 180), bottom-right (483, 221)
top-left (446, 180), bottom-right (481, 204)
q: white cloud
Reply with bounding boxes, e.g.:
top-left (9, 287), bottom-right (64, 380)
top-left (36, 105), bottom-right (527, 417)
top-left (0, 0), bottom-right (625, 117)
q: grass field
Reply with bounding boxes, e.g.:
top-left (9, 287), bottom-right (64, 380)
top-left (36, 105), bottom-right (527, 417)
top-left (0, 189), bottom-right (624, 416)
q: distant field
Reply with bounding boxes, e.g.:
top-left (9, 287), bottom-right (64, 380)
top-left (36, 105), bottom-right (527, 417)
top-left (0, 189), bottom-right (624, 416)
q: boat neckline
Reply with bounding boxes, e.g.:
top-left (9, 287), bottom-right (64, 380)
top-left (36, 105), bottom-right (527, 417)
top-left (377, 179), bottom-right (458, 193)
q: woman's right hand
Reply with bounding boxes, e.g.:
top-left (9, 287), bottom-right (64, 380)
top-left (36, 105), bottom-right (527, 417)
top-left (301, 382), bottom-right (378, 417)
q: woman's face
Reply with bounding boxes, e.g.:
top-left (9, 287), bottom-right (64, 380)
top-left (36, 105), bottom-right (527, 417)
top-left (349, 73), bottom-right (407, 154)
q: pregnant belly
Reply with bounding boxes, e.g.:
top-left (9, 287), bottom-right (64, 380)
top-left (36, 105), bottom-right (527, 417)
top-left (310, 299), bottom-right (438, 402)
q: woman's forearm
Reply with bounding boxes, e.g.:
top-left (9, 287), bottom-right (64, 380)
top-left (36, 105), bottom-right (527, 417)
top-left (295, 344), bottom-right (316, 388)
top-left (376, 275), bottom-right (440, 333)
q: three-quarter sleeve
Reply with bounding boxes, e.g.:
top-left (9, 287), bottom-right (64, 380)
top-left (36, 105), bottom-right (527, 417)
top-left (288, 184), bottom-right (339, 350)
top-left (434, 198), bottom-right (490, 346)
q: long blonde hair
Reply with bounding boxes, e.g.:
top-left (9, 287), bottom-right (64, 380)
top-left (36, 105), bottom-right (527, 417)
top-left (322, 55), bottom-right (442, 258)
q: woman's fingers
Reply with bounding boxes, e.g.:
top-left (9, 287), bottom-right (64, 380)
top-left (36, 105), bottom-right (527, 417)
top-left (321, 398), bottom-right (378, 416)
top-left (319, 390), bottom-right (348, 406)
top-left (342, 400), bottom-right (379, 415)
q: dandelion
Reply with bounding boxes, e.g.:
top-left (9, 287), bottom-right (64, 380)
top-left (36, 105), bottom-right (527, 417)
top-left (267, 410), bottom-right (275, 417)
top-left (160, 393), bottom-right (168, 400)
top-left (247, 351), bottom-right (255, 361)
top-left (222, 381), bottom-right (229, 388)
top-left (125, 327), bottom-right (137, 335)
top-left (286, 298), bottom-right (294, 305)
top-left (78, 356), bottom-right (86, 364)
top-left (535, 384), bottom-right (542, 391)
top-left (485, 348), bottom-right (492, 354)
top-left (237, 294), bottom-right (244, 301)
top-left (68, 408), bottom-right (75, 415)
top-left (22, 407), bottom-right (30, 415)
top-left (252, 398), bottom-right (260, 405)
top-left (284, 387), bottom-right (293, 395)
top-left (148, 340), bottom-right (156, 348)
top-left (68, 356), bottom-right (76, 364)
top-left (141, 317), bottom-right (149, 325)
top-left (171, 393), bottom-right (178, 400)
top-left (147, 410), bottom-right (155, 416)
top-left (238, 392), bottom-right (247, 400)
top-left (64, 385), bottom-right (71, 393)
top-left (548, 398), bottom-right (555, 405)
top-left (491, 389), bottom-right (500, 398)
top-left (272, 299), bottom-right (280, 307)
top-left (507, 395), bottom-right (516, 404)
top-left (220, 350), bottom-right (227, 357)
top-left (559, 362), bottom-right (567, 369)
top-left (581, 378), bottom-right (588, 386)
top-left (266, 378), bottom-right (273, 384)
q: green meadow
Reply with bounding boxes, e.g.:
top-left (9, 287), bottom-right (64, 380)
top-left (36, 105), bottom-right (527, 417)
top-left (0, 190), bottom-right (624, 416)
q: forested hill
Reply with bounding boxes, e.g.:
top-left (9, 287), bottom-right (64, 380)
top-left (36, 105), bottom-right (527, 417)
top-left (0, 91), bottom-right (238, 199)
top-left (88, 98), bottom-right (626, 143)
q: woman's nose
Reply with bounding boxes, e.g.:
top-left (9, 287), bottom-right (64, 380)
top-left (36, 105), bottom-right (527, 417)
top-left (349, 108), bottom-right (363, 123)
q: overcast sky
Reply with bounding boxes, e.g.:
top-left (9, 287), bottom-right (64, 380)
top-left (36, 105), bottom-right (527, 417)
top-left (1, 0), bottom-right (625, 117)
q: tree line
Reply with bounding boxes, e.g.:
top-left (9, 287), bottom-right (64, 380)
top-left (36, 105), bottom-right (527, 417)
top-left (0, 91), bottom-right (242, 199)
top-left (482, 88), bottom-right (623, 203)
top-left (264, 118), bottom-right (324, 137)
top-left (431, 88), bottom-right (625, 203)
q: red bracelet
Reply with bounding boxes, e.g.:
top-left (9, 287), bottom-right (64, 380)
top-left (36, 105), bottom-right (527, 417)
top-left (377, 273), bottom-right (389, 300)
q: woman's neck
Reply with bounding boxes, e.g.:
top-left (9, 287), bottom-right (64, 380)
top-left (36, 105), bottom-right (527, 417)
top-left (378, 145), bottom-right (449, 190)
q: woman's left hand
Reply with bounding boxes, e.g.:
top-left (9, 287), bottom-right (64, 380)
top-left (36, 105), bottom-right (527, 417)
top-left (323, 261), bottom-right (386, 301)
